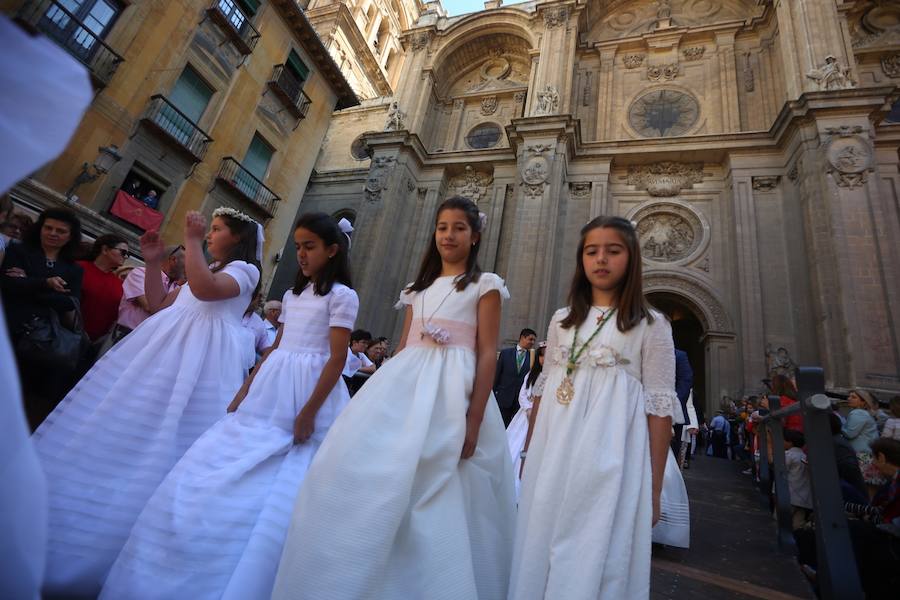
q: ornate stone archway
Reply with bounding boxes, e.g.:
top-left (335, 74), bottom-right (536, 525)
top-left (644, 270), bottom-right (733, 334)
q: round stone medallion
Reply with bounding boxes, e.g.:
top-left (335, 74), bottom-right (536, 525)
top-left (630, 201), bottom-right (708, 265)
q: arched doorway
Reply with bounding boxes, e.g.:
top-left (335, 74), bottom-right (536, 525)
top-left (647, 292), bottom-right (706, 421)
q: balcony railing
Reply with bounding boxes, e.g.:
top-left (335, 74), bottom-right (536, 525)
top-left (267, 65), bottom-right (312, 120)
top-left (217, 158), bottom-right (279, 218)
top-left (207, 0), bottom-right (260, 55)
top-left (18, 0), bottom-right (124, 87)
top-left (141, 95), bottom-right (213, 161)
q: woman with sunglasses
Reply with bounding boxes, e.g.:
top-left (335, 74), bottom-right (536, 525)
top-left (76, 234), bottom-right (128, 345)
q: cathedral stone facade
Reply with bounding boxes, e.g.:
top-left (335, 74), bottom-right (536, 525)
top-left (272, 0), bottom-right (900, 415)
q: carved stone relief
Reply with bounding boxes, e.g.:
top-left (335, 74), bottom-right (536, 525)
top-left (626, 162), bottom-right (704, 197)
top-left (635, 211), bottom-right (700, 263)
top-left (364, 156), bottom-right (396, 202)
top-left (543, 6), bottom-right (569, 29)
top-left (787, 163), bottom-right (799, 183)
top-left (822, 126), bottom-right (873, 189)
top-left (409, 31), bottom-right (430, 52)
top-left (448, 165), bottom-right (493, 204)
top-left (582, 71), bottom-right (592, 107)
top-left (514, 91), bottom-right (527, 103)
top-left (480, 96), bottom-right (498, 115)
top-left (522, 157), bottom-right (550, 185)
top-left (743, 52), bottom-right (755, 92)
top-left (682, 47), bottom-right (705, 61)
top-left (648, 63), bottom-right (679, 81)
top-left (806, 55), bottom-right (855, 90)
top-left (569, 182), bottom-right (592, 199)
top-left (623, 54), bottom-right (645, 69)
top-left (882, 53), bottom-right (900, 78)
top-left (534, 85), bottom-right (560, 116)
top-left (751, 176), bottom-right (780, 192)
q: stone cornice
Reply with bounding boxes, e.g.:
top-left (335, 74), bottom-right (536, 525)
top-left (304, 3), bottom-right (393, 98)
top-left (269, 0), bottom-right (359, 109)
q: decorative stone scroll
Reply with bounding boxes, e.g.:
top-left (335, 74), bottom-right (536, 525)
top-left (364, 156), bottom-right (396, 202)
top-left (543, 6), bottom-right (569, 29)
top-left (626, 162), bottom-right (703, 197)
top-left (448, 165), bottom-right (493, 204)
top-left (648, 63), bottom-right (679, 81)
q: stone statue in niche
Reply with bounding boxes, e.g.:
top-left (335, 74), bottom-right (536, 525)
top-left (636, 213), bottom-right (695, 261)
top-left (765, 344), bottom-right (797, 379)
top-left (806, 55), bottom-right (855, 90)
top-left (384, 101), bottom-right (405, 131)
top-left (535, 84), bottom-right (559, 115)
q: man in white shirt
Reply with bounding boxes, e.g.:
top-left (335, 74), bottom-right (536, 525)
top-left (262, 299), bottom-right (281, 350)
top-left (241, 294), bottom-right (268, 360)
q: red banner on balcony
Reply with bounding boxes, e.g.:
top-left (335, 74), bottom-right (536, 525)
top-left (110, 190), bottom-right (164, 231)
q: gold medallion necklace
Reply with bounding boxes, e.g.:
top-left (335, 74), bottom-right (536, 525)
top-left (556, 308), bottom-right (616, 405)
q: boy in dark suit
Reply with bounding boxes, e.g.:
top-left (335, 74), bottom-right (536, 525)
top-left (493, 328), bottom-right (537, 427)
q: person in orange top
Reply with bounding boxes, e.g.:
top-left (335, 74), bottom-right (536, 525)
top-left (76, 234), bottom-right (127, 342)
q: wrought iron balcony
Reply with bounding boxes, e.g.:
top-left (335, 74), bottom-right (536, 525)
top-left (217, 157), bottom-right (280, 218)
top-left (206, 0), bottom-right (261, 55)
top-left (17, 0), bottom-right (124, 87)
top-left (268, 65), bottom-right (312, 120)
top-left (141, 95), bottom-right (213, 162)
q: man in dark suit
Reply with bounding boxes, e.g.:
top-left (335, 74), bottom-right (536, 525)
top-left (672, 348), bottom-right (693, 457)
top-left (493, 328), bottom-right (537, 427)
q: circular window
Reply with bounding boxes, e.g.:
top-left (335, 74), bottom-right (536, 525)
top-left (465, 123), bottom-right (502, 149)
top-left (350, 135), bottom-right (371, 160)
top-left (628, 89), bottom-right (700, 138)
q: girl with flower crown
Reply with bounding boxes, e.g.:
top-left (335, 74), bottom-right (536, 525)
top-left (271, 197), bottom-right (516, 600)
top-left (32, 208), bottom-right (261, 596)
top-left (509, 216), bottom-right (682, 600)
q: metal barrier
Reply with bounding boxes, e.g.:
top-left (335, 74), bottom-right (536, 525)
top-left (756, 367), bottom-right (864, 599)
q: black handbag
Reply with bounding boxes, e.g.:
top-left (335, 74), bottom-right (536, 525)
top-left (15, 302), bottom-right (87, 370)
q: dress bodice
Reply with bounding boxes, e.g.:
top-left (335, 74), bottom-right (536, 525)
top-left (277, 283), bottom-right (359, 354)
top-left (397, 273), bottom-right (509, 352)
top-left (172, 261), bottom-right (258, 324)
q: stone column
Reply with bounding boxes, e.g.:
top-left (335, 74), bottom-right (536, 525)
top-left (529, 3), bottom-right (579, 116)
top-left (715, 31), bottom-right (740, 133)
top-left (794, 104), bottom-right (900, 391)
top-left (773, 0), bottom-right (856, 99)
top-left (595, 47), bottom-right (617, 140)
top-left (724, 167), bottom-right (767, 394)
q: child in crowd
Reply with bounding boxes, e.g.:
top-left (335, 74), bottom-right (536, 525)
top-left (784, 429), bottom-right (813, 530)
top-left (881, 396), bottom-right (900, 441)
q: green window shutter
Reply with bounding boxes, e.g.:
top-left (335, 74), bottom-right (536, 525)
top-left (243, 134), bottom-right (274, 181)
top-left (169, 66), bottom-right (213, 123)
top-left (287, 50), bottom-right (310, 83)
top-left (237, 0), bottom-right (260, 15)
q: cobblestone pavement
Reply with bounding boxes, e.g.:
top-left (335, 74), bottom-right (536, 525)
top-left (650, 453), bottom-right (814, 599)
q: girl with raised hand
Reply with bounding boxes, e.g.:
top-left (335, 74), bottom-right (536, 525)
top-left (100, 213), bottom-right (357, 599)
top-left (272, 197), bottom-right (516, 600)
top-left (33, 208), bottom-right (261, 596)
top-left (510, 216), bottom-right (680, 600)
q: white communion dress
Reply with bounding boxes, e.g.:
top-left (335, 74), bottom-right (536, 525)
top-left (271, 273), bottom-right (517, 600)
top-left (510, 307), bottom-right (680, 600)
top-left (32, 261), bottom-right (259, 596)
top-left (101, 283), bottom-right (358, 599)
top-left (507, 373), bottom-right (546, 497)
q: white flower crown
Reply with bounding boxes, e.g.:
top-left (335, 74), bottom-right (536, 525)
top-left (213, 206), bottom-right (257, 225)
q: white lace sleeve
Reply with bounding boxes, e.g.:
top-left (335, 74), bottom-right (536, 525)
top-left (531, 372), bottom-right (547, 398)
top-left (641, 313), bottom-right (679, 419)
top-left (478, 273), bottom-right (510, 302)
top-left (545, 309), bottom-right (567, 368)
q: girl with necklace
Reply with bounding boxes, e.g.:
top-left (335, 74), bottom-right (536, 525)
top-left (509, 216), bottom-right (681, 600)
top-left (271, 197), bottom-right (516, 600)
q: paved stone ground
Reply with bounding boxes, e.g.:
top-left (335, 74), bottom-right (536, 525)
top-left (650, 453), bottom-right (814, 599)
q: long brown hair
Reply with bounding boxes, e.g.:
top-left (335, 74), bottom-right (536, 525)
top-left (407, 196), bottom-right (483, 293)
top-left (560, 215), bottom-right (652, 332)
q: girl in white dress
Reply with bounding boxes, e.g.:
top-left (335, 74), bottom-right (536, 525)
top-left (101, 213), bottom-right (358, 599)
top-left (508, 343), bottom-right (546, 496)
top-left (510, 216), bottom-right (680, 600)
top-left (271, 197), bottom-right (516, 600)
top-left (33, 208), bottom-right (261, 596)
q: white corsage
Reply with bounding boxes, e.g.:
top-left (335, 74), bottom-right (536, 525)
top-left (588, 345), bottom-right (630, 368)
top-left (552, 345), bottom-right (571, 365)
top-left (422, 322), bottom-right (450, 344)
